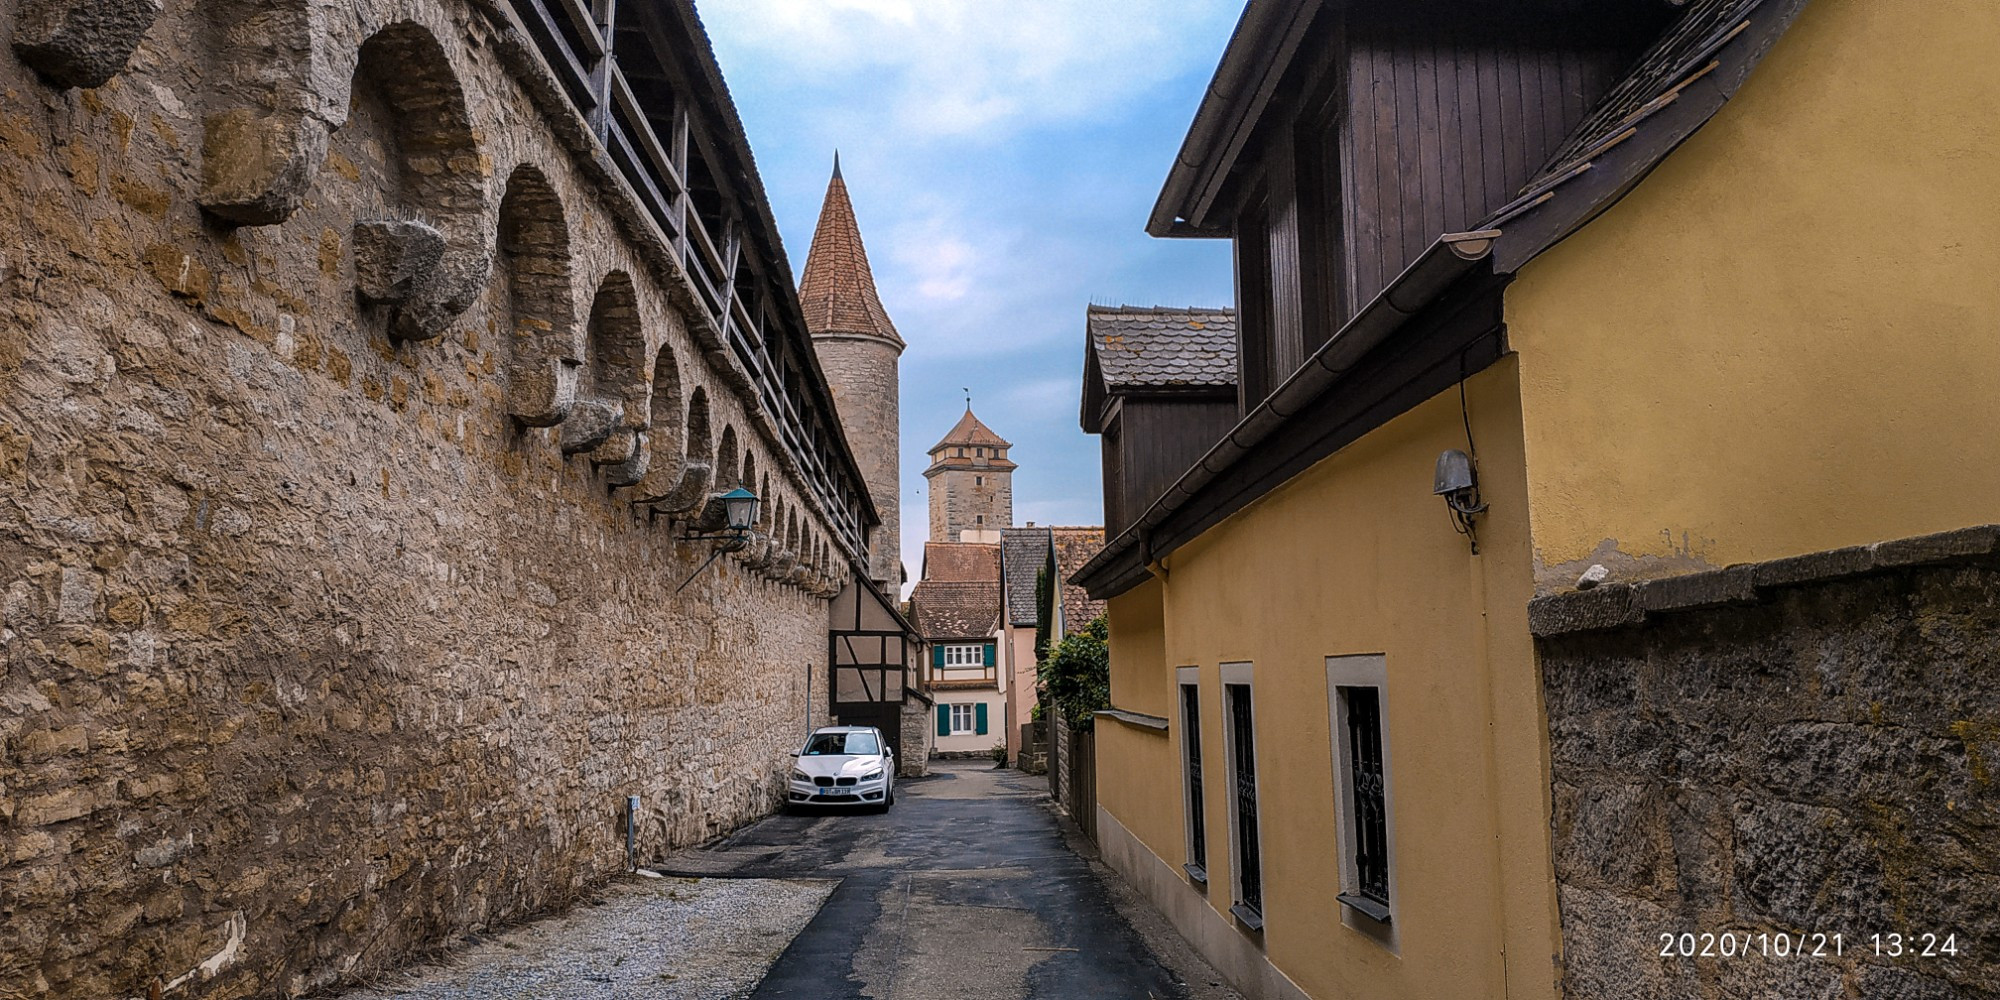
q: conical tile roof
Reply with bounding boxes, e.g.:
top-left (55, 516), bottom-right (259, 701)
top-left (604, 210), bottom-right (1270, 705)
top-left (799, 156), bottom-right (903, 348)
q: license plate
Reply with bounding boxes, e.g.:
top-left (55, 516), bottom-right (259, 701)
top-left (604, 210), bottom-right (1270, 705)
top-left (817, 790), bottom-right (841, 798)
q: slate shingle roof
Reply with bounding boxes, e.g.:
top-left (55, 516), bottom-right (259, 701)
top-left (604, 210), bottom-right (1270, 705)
top-left (799, 158), bottom-right (904, 348)
top-left (909, 580), bottom-right (1002, 640)
top-left (1483, 0), bottom-right (1783, 234)
top-left (1000, 527), bottom-right (1054, 628)
top-left (922, 542), bottom-right (1000, 584)
top-left (1087, 306), bottom-right (1238, 392)
top-left (1049, 527), bottom-right (1107, 635)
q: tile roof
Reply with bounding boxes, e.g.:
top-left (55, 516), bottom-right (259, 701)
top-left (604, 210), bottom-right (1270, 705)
top-left (929, 407), bottom-right (1012, 452)
top-left (1087, 305), bottom-right (1238, 392)
top-left (1000, 527), bottom-right (1054, 628)
top-left (908, 580), bottom-right (1002, 640)
top-left (799, 158), bottom-right (903, 348)
top-left (921, 542), bottom-right (1000, 584)
top-left (1049, 527), bottom-right (1107, 635)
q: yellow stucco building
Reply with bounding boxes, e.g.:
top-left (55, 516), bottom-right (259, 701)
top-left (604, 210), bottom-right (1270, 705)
top-left (1073, 1), bottom-right (2000, 997)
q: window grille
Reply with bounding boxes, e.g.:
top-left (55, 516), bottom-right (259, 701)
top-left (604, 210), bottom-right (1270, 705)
top-left (1344, 687), bottom-right (1390, 907)
top-left (1226, 683), bottom-right (1262, 922)
top-left (1182, 683), bottom-right (1207, 880)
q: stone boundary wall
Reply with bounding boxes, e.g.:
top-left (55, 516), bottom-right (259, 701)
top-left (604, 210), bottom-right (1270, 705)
top-left (0, 0), bottom-right (852, 996)
top-left (1533, 526), bottom-right (2000, 999)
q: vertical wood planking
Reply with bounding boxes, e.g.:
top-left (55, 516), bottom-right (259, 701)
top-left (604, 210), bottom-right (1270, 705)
top-left (1338, 16), bottom-right (1644, 305)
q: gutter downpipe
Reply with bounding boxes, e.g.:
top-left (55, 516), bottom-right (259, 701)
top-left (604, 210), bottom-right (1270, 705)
top-left (1075, 231), bottom-right (1501, 593)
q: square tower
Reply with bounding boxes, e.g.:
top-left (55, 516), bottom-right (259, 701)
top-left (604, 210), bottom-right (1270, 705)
top-left (925, 408), bottom-right (1015, 542)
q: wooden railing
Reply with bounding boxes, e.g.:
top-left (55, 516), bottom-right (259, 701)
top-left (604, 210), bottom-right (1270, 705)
top-left (502, 0), bottom-right (865, 556)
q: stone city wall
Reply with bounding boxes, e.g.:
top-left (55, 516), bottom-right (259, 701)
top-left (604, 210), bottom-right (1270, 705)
top-left (0, 0), bottom-right (853, 996)
top-left (1533, 527), bottom-right (2000, 1000)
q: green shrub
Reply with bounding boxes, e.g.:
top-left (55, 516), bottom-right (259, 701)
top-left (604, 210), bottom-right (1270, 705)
top-left (1039, 614), bottom-right (1109, 731)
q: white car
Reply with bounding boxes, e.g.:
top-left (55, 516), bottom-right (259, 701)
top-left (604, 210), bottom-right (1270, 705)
top-left (787, 726), bottom-right (895, 811)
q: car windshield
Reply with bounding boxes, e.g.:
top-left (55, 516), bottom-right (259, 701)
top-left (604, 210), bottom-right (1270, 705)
top-left (803, 731), bottom-right (879, 756)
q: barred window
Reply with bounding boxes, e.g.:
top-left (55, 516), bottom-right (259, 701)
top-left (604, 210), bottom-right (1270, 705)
top-left (1222, 666), bottom-right (1262, 930)
top-left (1328, 654), bottom-right (1395, 933)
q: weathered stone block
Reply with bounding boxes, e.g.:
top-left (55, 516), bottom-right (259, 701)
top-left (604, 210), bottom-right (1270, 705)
top-left (1870, 524), bottom-right (2000, 569)
top-left (11, 0), bottom-right (160, 90)
top-left (17, 787), bottom-right (96, 825)
top-left (1633, 566), bottom-right (1756, 615)
top-left (1749, 544), bottom-right (1873, 591)
top-left (599, 430), bottom-right (650, 487)
top-left (352, 220), bottom-right (446, 305)
top-left (559, 399), bottom-right (622, 455)
top-left (1529, 584), bottom-right (1642, 637)
top-left (1552, 781), bottom-right (1666, 894)
top-left (510, 358), bottom-right (580, 427)
top-left (199, 110), bottom-right (329, 226)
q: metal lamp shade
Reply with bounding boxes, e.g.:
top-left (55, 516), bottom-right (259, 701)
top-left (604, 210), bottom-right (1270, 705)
top-left (719, 487), bottom-right (759, 532)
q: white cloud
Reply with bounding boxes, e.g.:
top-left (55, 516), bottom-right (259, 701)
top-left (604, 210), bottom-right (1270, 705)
top-left (698, 0), bottom-right (1237, 141)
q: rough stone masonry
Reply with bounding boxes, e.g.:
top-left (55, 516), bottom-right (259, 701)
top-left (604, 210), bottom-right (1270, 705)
top-left (1534, 527), bottom-right (2000, 1000)
top-left (0, 0), bottom-right (855, 996)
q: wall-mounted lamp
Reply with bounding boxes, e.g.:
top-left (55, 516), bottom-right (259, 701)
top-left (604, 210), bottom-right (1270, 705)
top-left (1434, 449), bottom-right (1487, 554)
top-left (676, 487), bottom-right (761, 592)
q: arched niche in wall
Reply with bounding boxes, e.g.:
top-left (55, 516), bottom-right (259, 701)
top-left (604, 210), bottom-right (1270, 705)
top-left (768, 506), bottom-right (798, 580)
top-left (498, 164), bottom-right (579, 427)
top-left (653, 386), bottom-right (713, 517)
top-left (341, 21), bottom-right (491, 342)
top-left (738, 463), bottom-right (773, 567)
top-left (687, 424), bottom-right (739, 533)
top-left (562, 271), bottom-right (647, 458)
top-left (199, 0), bottom-right (338, 225)
top-left (625, 343), bottom-right (687, 503)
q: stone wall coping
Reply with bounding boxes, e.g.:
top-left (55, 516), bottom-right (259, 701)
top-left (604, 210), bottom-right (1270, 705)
top-left (1528, 524), bottom-right (2000, 638)
top-left (1096, 707), bottom-right (1171, 732)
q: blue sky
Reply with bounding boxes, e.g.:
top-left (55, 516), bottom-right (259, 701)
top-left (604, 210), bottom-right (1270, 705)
top-left (701, 0), bottom-right (1242, 583)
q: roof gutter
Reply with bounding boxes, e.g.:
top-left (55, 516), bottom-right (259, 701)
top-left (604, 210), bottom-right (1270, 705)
top-left (1075, 230), bottom-right (1501, 594)
top-left (1147, 0), bottom-right (1318, 238)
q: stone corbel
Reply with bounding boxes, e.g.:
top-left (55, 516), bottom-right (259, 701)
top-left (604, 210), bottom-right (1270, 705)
top-left (389, 243), bottom-right (492, 342)
top-left (509, 354), bottom-right (579, 427)
top-left (596, 430), bottom-right (649, 487)
top-left (12, 0), bottom-right (161, 89)
top-left (765, 549), bottom-right (796, 581)
top-left (623, 436), bottom-right (686, 505)
top-left (559, 399), bottom-right (622, 455)
top-left (352, 220), bottom-right (445, 305)
top-left (651, 458), bottom-right (712, 517)
top-left (200, 109), bottom-right (331, 226)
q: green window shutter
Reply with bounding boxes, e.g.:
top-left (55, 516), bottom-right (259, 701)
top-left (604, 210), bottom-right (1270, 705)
top-left (975, 702), bottom-right (989, 735)
top-left (933, 645), bottom-right (945, 668)
top-left (983, 642), bottom-right (997, 667)
top-left (937, 705), bottom-right (951, 736)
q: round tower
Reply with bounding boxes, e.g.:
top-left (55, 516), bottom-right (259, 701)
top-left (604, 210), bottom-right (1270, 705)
top-left (924, 408), bottom-right (1015, 543)
top-left (801, 156), bottom-right (906, 592)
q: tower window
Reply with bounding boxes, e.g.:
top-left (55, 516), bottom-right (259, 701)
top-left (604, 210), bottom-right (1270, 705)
top-left (975, 476), bottom-right (983, 486)
top-left (976, 515), bottom-right (984, 524)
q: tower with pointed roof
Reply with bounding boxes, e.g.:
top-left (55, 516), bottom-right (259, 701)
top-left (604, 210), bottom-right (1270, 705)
top-left (925, 408), bottom-right (1016, 543)
top-left (802, 155), bottom-right (906, 591)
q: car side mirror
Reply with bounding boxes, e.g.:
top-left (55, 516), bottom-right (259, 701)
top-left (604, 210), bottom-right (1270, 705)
top-left (789, 751), bottom-right (801, 757)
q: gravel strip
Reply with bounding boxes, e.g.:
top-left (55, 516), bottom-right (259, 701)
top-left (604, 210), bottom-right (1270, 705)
top-left (336, 875), bottom-right (837, 1000)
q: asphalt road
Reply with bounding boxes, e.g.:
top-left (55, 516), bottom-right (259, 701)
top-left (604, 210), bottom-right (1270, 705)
top-left (658, 761), bottom-right (1240, 1000)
